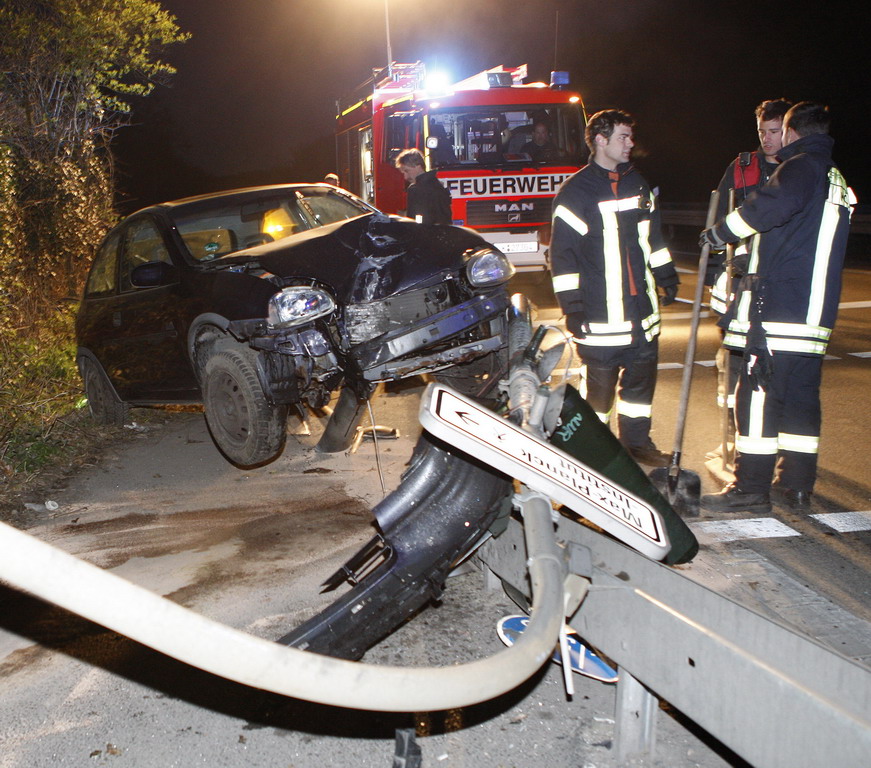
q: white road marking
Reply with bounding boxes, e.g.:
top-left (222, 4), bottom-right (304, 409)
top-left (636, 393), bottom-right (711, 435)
top-left (811, 511), bottom-right (871, 533)
top-left (849, 351), bottom-right (871, 358)
top-left (839, 301), bottom-right (871, 309)
top-left (689, 518), bottom-right (800, 544)
top-left (689, 512), bottom-right (871, 544)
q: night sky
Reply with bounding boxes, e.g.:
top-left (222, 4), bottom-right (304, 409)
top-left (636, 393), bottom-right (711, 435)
top-left (113, 0), bottom-right (870, 213)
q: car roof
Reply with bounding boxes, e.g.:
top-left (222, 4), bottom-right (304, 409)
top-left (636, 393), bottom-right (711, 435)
top-left (132, 183), bottom-right (358, 216)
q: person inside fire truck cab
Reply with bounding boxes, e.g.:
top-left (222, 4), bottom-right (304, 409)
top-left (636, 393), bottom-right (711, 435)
top-left (521, 121), bottom-right (558, 162)
top-left (394, 148), bottom-right (453, 225)
top-left (699, 102), bottom-right (854, 514)
top-left (427, 122), bottom-right (457, 166)
top-left (704, 99), bottom-right (792, 466)
top-left (549, 109), bottom-right (679, 467)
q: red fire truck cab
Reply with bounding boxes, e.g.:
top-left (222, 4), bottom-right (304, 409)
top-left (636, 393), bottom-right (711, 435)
top-left (336, 63), bottom-right (587, 271)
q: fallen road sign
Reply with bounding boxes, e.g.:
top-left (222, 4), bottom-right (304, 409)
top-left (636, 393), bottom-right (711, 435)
top-left (419, 383), bottom-right (674, 561)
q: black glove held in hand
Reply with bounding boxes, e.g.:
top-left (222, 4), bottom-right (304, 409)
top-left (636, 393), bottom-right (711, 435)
top-left (566, 312), bottom-right (590, 339)
top-left (660, 284), bottom-right (678, 306)
top-left (729, 251), bottom-right (749, 277)
top-left (743, 323), bottom-right (773, 391)
top-left (700, 227), bottom-right (726, 250)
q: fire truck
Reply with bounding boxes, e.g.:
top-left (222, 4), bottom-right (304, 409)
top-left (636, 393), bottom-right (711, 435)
top-left (335, 62), bottom-right (587, 270)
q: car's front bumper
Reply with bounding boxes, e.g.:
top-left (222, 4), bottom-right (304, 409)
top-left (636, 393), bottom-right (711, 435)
top-left (352, 291), bottom-right (510, 382)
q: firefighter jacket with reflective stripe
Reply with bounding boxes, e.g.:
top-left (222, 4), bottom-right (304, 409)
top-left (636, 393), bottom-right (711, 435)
top-left (550, 161), bottom-right (678, 348)
top-left (708, 150), bottom-right (779, 314)
top-left (712, 134), bottom-right (853, 356)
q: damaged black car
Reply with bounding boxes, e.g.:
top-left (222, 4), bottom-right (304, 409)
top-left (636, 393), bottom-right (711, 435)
top-left (76, 183), bottom-right (514, 466)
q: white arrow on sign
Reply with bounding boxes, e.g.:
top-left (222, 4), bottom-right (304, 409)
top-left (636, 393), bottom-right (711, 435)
top-left (419, 383), bottom-right (670, 561)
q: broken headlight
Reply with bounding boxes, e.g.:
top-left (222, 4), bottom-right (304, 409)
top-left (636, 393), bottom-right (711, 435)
top-left (268, 286), bottom-right (335, 328)
top-left (466, 248), bottom-right (515, 288)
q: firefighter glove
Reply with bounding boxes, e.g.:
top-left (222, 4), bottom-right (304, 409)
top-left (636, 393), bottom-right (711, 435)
top-left (700, 227), bottom-right (726, 250)
top-left (743, 323), bottom-right (773, 391)
top-left (566, 311), bottom-right (590, 340)
top-left (729, 251), bottom-right (749, 277)
top-left (660, 284), bottom-right (678, 306)
top-left (704, 252), bottom-right (725, 287)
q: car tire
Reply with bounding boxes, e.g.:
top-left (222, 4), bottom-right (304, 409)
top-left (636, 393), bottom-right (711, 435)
top-left (202, 342), bottom-right (288, 467)
top-left (79, 356), bottom-right (130, 426)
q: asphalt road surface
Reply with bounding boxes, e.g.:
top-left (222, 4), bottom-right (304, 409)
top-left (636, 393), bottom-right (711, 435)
top-left (1, 251), bottom-right (869, 767)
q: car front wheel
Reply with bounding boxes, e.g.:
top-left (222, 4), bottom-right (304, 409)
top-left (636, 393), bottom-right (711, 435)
top-left (202, 342), bottom-right (288, 467)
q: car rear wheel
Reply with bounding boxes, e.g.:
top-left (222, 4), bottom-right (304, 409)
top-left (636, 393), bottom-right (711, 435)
top-left (202, 342), bottom-right (288, 467)
top-left (80, 356), bottom-right (129, 426)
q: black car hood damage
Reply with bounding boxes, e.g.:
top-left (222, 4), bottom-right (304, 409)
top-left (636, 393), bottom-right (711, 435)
top-left (209, 214), bottom-right (489, 304)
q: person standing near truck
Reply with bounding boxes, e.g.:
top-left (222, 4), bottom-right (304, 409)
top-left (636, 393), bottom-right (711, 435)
top-left (700, 102), bottom-right (854, 512)
top-left (549, 109), bottom-right (679, 467)
top-left (394, 149), bottom-right (453, 225)
top-left (705, 98), bottom-right (792, 461)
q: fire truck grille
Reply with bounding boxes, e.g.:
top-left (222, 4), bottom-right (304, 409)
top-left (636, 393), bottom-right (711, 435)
top-left (464, 198), bottom-right (554, 227)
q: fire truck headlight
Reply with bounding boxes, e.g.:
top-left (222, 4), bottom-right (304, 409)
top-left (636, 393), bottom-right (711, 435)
top-left (268, 286), bottom-right (336, 328)
top-left (466, 248), bottom-right (516, 287)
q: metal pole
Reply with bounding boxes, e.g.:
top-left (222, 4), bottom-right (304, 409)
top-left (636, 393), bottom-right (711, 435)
top-left (615, 670), bottom-right (658, 761)
top-left (553, 10), bottom-right (559, 71)
top-left (384, 0), bottom-right (393, 78)
top-left (721, 188), bottom-right (736, 472)
top-left (668, 189), bottom-right (719, 468)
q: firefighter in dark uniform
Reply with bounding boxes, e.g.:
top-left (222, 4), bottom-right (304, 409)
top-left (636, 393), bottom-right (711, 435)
top-left (550, 109), bottom-right (679, 467)
top-left (700, 102), bottom-right (855, 512)
top-left (394, 148), bottom-right (453, 225)
top-left (705, 98), bottom-right (792, 461)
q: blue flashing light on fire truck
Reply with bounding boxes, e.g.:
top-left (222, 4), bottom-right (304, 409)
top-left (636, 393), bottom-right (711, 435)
top-left (335, 63), bottom-right (588, 271)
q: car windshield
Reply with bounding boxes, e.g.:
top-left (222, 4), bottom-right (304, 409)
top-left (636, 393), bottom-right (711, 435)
top-left (169, 186), bottom-right (374, 261)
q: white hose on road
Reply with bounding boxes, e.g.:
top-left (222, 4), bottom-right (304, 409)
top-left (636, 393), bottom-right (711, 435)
top-left (0, 493), bottom-right (564, 712)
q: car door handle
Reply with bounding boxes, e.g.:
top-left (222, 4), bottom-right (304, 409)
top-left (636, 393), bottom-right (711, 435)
top-left (112, 311), bottom-right (122, 327)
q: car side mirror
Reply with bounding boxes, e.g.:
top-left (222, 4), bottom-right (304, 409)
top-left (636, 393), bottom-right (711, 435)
top-left (130, 261), bottom-right (177, 288)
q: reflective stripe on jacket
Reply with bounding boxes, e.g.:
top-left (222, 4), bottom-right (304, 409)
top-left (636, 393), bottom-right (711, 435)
top-left (549, 161), bottom-right (677, 347)
top-left (714, 134), bottom-right (854, 357)
top-left (708, 149), bottom-right (778, 314)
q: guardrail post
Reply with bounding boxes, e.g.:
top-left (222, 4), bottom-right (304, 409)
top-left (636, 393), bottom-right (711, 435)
top-left (483, 564), bottom-right (502, 592)
top-left (614, 669), bottom-right (658, 762)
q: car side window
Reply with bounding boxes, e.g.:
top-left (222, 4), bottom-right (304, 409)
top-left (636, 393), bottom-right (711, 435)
top-left (84, 231), bottom-right (121, 297)
top-left (119, 218), bottom-right (171, 292)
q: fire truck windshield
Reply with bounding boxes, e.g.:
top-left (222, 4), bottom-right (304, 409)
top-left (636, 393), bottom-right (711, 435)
top-left (427, 105), bottom-right (585, 167)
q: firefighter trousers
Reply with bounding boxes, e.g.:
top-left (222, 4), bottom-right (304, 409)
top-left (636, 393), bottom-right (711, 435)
top-left (577, 336), bottom-right (659, 450)
top-left (733, 353), bottom-right (822, 493)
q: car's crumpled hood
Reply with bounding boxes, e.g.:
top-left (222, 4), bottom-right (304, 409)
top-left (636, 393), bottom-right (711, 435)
top-left (210, 214), bottom-right (490, 304)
